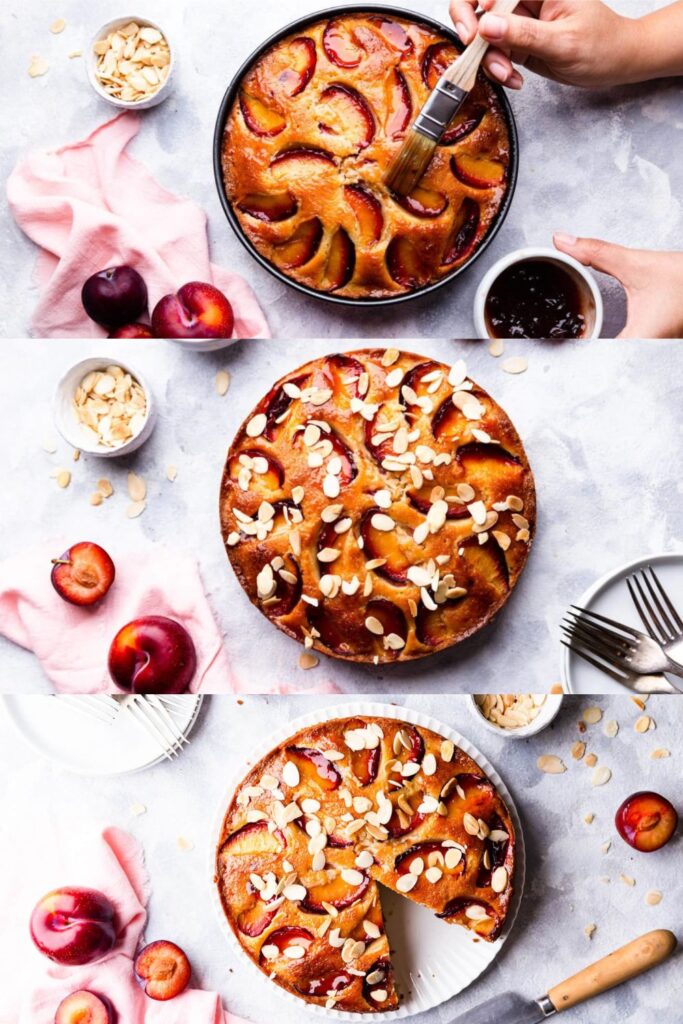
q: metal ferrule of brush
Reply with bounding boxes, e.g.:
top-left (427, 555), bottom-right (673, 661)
top-left (414, 80), bottom-right (468, 141)
top-left (536, 995), bottom-right (558, 1018)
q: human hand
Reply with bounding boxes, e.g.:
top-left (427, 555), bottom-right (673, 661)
top-left (449, 0), bottom-right (638, 89)
top-left (553, 233), bottom-right (683, 339)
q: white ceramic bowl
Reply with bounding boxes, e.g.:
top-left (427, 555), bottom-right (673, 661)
top-left (167, 337), bottom-right (239, 353)
top-left (87, 16), bottom-right (175, 110)
top-left (473, 247), bottom-right (603, 340)
top-left (54, 356), bottom-right (156, 457)
top-left (468, 693), bottom-right (564, 740)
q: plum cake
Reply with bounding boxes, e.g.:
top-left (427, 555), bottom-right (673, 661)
top-left (221, 12), bottom-right (512, 299)
top-left (219, 349), bottom-right (535, 663)
top-left (215, 716), bottom-right (516, 1012)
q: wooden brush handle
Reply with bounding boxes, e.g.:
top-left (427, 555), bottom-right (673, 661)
top-left (547, 930), bottom-right (677, 1013)
top-left (443, 0), bottom-right (519, 92)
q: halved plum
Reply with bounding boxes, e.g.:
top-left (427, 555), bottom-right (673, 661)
top-left (306, 603), bottom-right (375, 658)
top-left (393, 723), bottom-right (425, 764)
top-left (319, 84), bottom-right (375, 152)
top-left (441, 198), bottom-right (480, 267)
top-left (437, 896), bottom-right (501, 939)
top-left (442, 772), bottom-right (499, 823)
top-left (239, 92), bottom-right (286, 137)
top-left (421, 42), bottom-right (460, 90)
top-left (351, 746), bottom-right (380, 786)
top-left (416, 597), bottom-right (466, 648)
top-left (477, 812), bottom-right (510, 887)
top-left (238, 192), bottom-right (298, 224)
top-left (399, 360), bottom-right (442, 402)
top-left (432, 396), bottom-right (470, 441)
top-left (273, 219), bottom-right (324, 270)
top-left (221, 821), bottom-right (286, 857)
top-left (386, 796), bottom-right (426, 840)
top-left (364, 411), bottom-right (411, 468)
top-left (300, 871), bottom-right (370, 914)
top-left (384, 68), bottom-right (412, 139)
top-left (237, 899), bottom-right (280, 938)
top-left (615, 791), bottom-right (678, 853)
top-left (301, 422), bottom-right (357, 482)
top-left (407, 485), bottom-right (469, 519)
top-left (391, 186), bottom-right (448, 219)
top-left (294, 815), bottom-right (352, 849)
top-left (456, 443), bottom-right (523, 500)
top-left (229, 449), bottom-right (284, 491)
top-left (272, 36), bottom-right (317, 97)
top-left (260, 926), bottom-right (314, 962)
top-left (368, 17), bottom-right (414, 55)
top-left (441, 109), bottom-right (485, 146)
top-left (271, 147), bottom-right (336, 172)
top-left (323, 228), bottom-right (355, 292)
top-left (323, 18), bottom-right (366, 68)
top-left (285, 746), bottom-right (342, 791)
top-left (54, 991), bottom-right (111, 1024)
top-left (360, 508), bottom-right (411, 584)
top-left (364, 598), bottom-right (408, 655)
top-left (362, 958), bottom-right (394, 1007)
top-left (345, 183), bottom-right (384, 244)
top-left (460, 537), bottom-right (510, 596)
top-left (296, 969), bottom-right (354, 998)
top-left (395, 840), bottom-right (466, 876)
top-left (386, 236), bottom-right (428, 289)
top-left (261, 373), bottom-right (309, 442)
top-left (451, 152), bottom-right (506, 189)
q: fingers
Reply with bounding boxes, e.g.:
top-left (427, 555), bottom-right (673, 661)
top-left (479, 10), bottom-right (557, 60)
top-left (449, 1), bottom-right (479, 43)
top-left (553, 233), bottom-right (640, 287)
top-left (483, 51), bottom-right (525, 88)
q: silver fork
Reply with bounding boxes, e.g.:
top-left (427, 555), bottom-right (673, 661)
top-left (561, 606), bottom-right (682, 694)
top-left (59, 694), bottom-right (120, 724)
top-left (122, 695), bottom-right (191, 760)
top-left (627, 565), bottom-right (683, 658)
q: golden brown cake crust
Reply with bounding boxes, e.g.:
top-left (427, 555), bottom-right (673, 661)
top-left (221, 13), bottom-right (511, 299)
top-left (215, 716), bottom-right (516, 1013)
top-left (219, 349), bottom-right (535, 664)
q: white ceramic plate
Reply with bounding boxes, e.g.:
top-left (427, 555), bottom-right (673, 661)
top-left (2, 695), bottom-right (202, 775)
top-left (210, 701), bottom-right (525, 1021)
top-left (562, 552), bottom-right (683, 694)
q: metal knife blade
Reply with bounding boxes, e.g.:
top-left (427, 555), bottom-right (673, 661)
top-left (448, 991), bottom-right (547, 1024)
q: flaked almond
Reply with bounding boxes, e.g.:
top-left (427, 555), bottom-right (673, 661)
top-left (215, 369), bottom-right (231, 396)
top-left (126, 500), bottom-right (146, 518)
top-left (127, 472), bottom-right (146, 502)
top-left (501, 356), bottom-right (528, 375)
top-left (537, 755), bottom-right (566, 774)
top-left (592, 767), bottom-right (612, 787)
top-left (582, 706), bottom-right (603, 725)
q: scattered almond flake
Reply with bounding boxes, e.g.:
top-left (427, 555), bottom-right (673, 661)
top-left (492, 529), bottom-right (511, 551)
top-left (491, 867), bottom-right (508, 893)
top-left (422, 753), bottom-right (437, 776)
top-left (645, 890), bottom-right (662, 906)
top-left (72, 448), bottom-right (81, 462)
top-left (166, 464), bottom-right (178, 482)
top-left (130, 802), bottom-right (146, 816)
top-left (571, 741), bottom-right (586, 761)
top-left (341, 867), bottom-right (365, 886)
top-left (620, 874), bottom-right (635, 887)
top-left (537, 755), bottom-right (566, 775)
top-left (371, 513), bottom-right (394, 532)
top-left (90, 491), bottom-right (104, 506)
top-left (55, 469), bottom-right (71, 489)
top-left (68, 49), bottom-right (83, 58)
top-left (246, 413), bottom-right (267, 438)
top-left (283, 883), bottom-right (307, 902)
top-left (50, 17), bottom-right (67, 33)
top-left (634, 715), bottom-right (652, 734)
top-left (282, 760), bottom-right (300, 787)
top-left (365, 615), bottom-right (384, 636)
top-left (631, 696), bottom-right (648, 710)
top-left (440, 739), bottom-right (455, 762)
top-left (501, 356), bottom-right (528, 375)
top-left (299, 651), bottom-right (321, 667)
top-left (126, 500), bottom-right (147, 519)
top-left (396, 873), bottom-right (417, 893)
top-left (42, 437), bottom-right (58, 453)
top-left (97, 478), bottom-right (114, 498)
top-left (550, 683), bottom-right (564, 694)
top-left (582, 706), bottom-right (603, 725)
top-left (584, 813), bottom-right (594, 825)
top-left (127, 472), bottom-right (146, 502)
top-left (177, 836), bottom-right (194, 851)
top-left (601, 840), bottom-right (611, 854)
top-left (603, 720), bottom-right (619, 738)
top-left (488, 339), bottom-right (504, 357)
top-left (585, 753), bottom-right (598, 768)
top-left (650, 748), bottom-right (670, 760)
top-left (28, 55), bottom-right (49, 77)
top-left (592, 767), bottom-right (612, 787)
top-left (381, 347), bottom-right (400, 367)
top-left (215, 369), bottom-right (231, 396)
top-left (584, 923), bottom-right (597, 940)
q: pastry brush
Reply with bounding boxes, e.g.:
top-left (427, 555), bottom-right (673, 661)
top-left (385, 0), bottom-right (518, 196)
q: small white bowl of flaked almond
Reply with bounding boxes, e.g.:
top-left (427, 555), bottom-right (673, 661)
top-left (469, 693), bottom-right (564, 739)
top-left (87, 17), bottom-right (173, 109)
top-left (54, 357), bottom-right (156, 457)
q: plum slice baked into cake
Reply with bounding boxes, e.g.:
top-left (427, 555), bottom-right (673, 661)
top-left (219, 349), bottom-right (535, 663)
top-left (215, 716), bottom-right (516, 1013)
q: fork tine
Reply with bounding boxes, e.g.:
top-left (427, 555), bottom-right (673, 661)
top-left (130, 697), bottom-right (182, 757)
top-left (646, 566), bottom-right (683, 634)
top-left (564, 611), bottom-right (634, 650)
top-left (628, 575), bottom-right (666, 643)
top-left (146, 696), bottom-right (190, 752)
top-left (568, 605), bottom-right (641, 637)
top-left (640, 570), bottom-right (675, 639)
top-left (60, 695), bottom-right (119, 724)
top-left (560, 624), bottom-right (629, 673)
top-left (124, 700), bottom-right (176, 760)
top-left (561, 618), bottom-right (632, 659)
top-left (560, 639), bottom-right (629, 684)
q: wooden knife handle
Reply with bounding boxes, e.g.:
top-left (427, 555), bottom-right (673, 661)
top-left (547, 930), bottom-right (676, 1013)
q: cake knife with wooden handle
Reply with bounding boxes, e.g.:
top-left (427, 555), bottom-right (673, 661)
top-left (448, 929), bottom-right (676, 1023)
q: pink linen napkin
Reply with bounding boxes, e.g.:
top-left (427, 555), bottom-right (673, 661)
top-left (6, 113), bottom-right (269, 339)
top-left (19, 827), bottom-right (246, 1024)
top-left (0, 544), bottom-right (237, 693)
